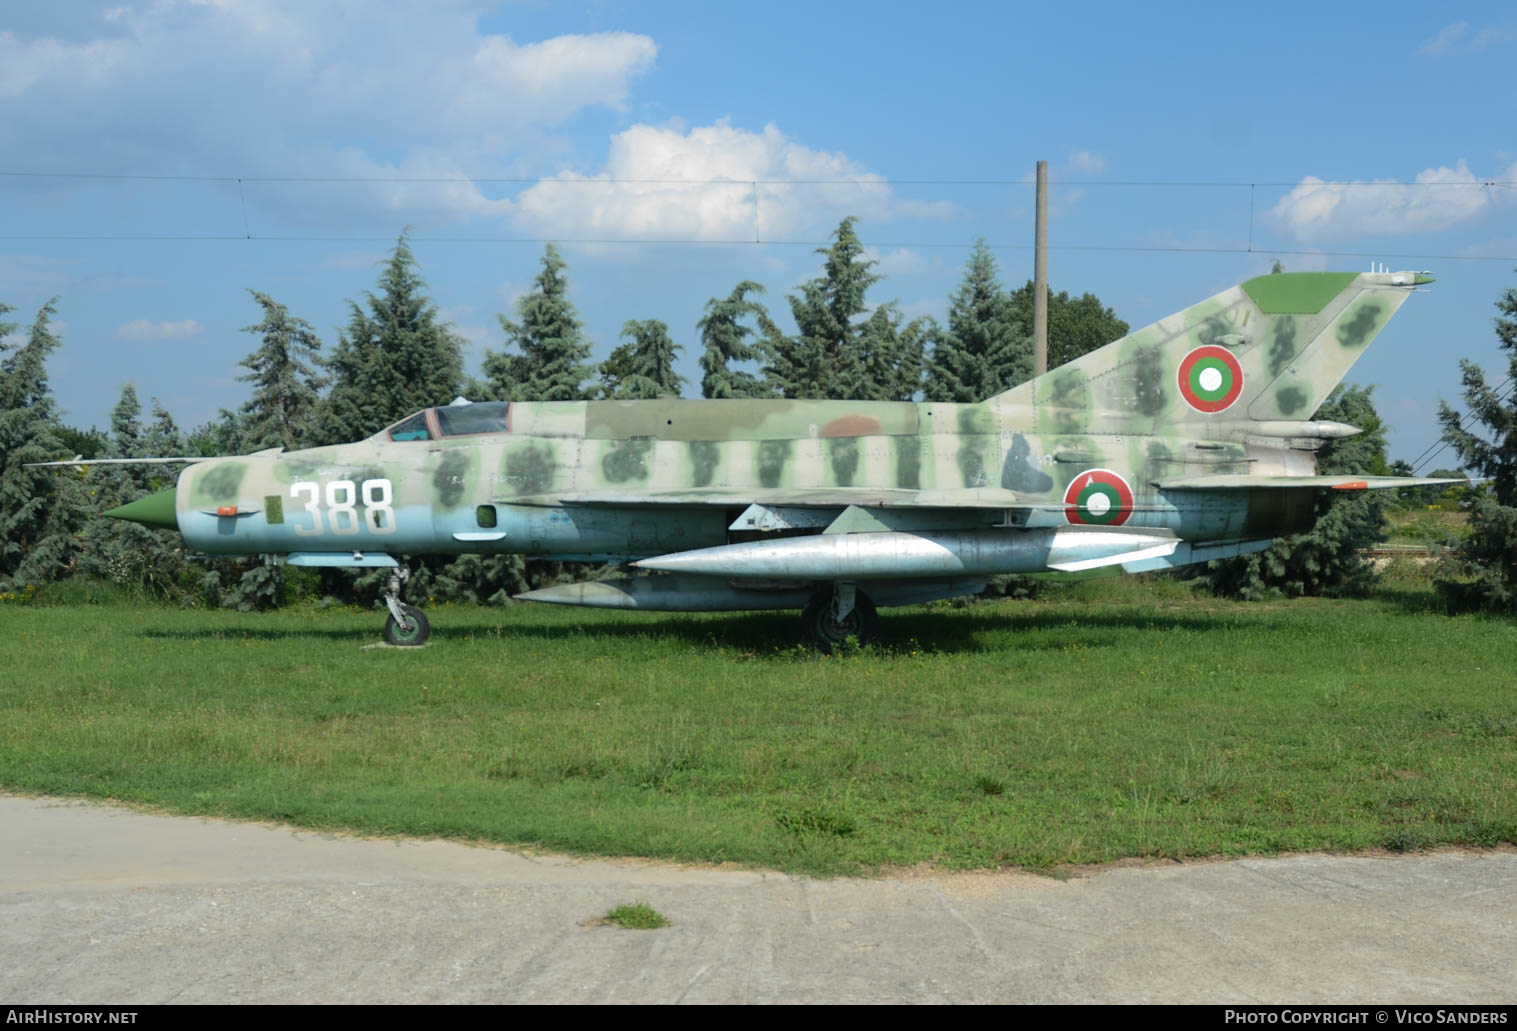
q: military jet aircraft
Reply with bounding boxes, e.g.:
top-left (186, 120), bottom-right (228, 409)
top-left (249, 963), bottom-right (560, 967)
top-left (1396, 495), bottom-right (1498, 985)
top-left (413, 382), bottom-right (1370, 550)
top-left (72, 269), bottom-right (1454, 649)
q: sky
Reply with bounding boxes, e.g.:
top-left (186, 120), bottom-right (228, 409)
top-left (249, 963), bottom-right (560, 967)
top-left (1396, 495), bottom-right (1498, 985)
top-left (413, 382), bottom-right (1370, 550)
top-left (1, 0), bottom-right (1515, 468)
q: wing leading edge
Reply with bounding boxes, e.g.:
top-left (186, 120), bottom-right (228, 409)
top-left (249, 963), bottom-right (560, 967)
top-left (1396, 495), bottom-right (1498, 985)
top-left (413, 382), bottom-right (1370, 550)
top-left (1158, 475), bottom-right (1466, 491)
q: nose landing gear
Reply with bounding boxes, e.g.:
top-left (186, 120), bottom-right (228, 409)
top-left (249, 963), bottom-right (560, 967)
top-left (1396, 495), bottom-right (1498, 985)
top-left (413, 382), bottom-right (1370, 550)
top-left (381, 566), bottom-right (431, 646)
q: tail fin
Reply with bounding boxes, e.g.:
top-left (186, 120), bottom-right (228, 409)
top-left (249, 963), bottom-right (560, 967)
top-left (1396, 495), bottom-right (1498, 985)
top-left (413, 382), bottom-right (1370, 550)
top-left (988, 271), bottom-right (1431, 434)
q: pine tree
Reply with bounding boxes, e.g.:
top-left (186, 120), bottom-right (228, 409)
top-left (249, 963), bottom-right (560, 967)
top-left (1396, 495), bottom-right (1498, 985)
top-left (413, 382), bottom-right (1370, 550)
top-left (1434, 273), bottom-right (1517, 610)
top-left (764, 217), bottom-right (882, 400)
top-left (697, 281), bottom-right (776, 399)
top-left (1204, 385), bottom-right (1389, 599)
top-left (110, 384), bottom-right (144, 459)
top-left (74, 385), bottom-right (177, 595)
top-left (925, 239), bottom-right (1028, 402)
top-left (144, 399), bottom-right (184, 458)
top-left (600, 319), bottom-right (685, 399)
top-left (321, 232), bottom-right (464, 443)
top-left (187, 411), bottom-right (245, 457)
top-left (0, 299), bottom-right (87, 585)
top-left (485, 244), bottom-right (592, 402)
top-left (238, 291), bottom-right (326, 452)
top-left (856, 302), bottom-right (929, 401)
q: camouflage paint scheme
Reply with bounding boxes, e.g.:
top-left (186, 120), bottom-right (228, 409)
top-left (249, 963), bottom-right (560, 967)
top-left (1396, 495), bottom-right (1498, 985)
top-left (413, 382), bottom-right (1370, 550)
top-left (142, 271), bottom-right (1441, 617)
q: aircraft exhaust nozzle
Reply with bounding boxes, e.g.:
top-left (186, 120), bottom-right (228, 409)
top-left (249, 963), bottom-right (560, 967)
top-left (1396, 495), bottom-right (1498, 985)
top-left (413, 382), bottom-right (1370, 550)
top-left (102, 487), bottom-right (179, 529)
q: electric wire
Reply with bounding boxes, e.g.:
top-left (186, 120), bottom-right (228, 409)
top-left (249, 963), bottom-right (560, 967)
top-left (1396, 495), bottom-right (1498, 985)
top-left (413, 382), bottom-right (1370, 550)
top-left (3, 170), bottom-right (1515, 188)
top-left (1411, 377), bottom-right (1517, 476)
top-left (0, 232), bottom-right (1511, 263)
top-left (5, 169), bottom-right (1514, 258)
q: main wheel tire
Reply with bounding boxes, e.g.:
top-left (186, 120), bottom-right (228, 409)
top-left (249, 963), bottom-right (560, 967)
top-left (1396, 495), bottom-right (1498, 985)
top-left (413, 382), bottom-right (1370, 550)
top-left (383, 604), bottom-right (431, 647)
top-left (801, 589), bottom-right (878, 653)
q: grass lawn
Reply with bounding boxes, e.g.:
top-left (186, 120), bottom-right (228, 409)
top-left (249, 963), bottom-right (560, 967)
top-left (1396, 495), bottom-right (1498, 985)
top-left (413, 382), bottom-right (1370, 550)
top-left (2, 574), bottom-right (1513, 875)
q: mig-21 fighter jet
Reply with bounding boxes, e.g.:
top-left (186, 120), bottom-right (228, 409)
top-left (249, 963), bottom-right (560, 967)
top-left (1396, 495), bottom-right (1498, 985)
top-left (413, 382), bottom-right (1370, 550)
top-left (71, 269), bottom-right (1455, 649)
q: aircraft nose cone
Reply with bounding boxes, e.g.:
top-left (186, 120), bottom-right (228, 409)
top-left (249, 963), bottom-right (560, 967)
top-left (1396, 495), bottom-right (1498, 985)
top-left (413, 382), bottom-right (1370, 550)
top-left (103, 487), bottom-right (178, 529)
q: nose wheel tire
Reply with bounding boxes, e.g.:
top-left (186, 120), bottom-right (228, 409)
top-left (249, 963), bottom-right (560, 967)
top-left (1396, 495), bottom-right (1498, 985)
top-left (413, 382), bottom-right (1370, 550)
top-left (801, 589), bottom-right (877, 653)
top-left (384, 604), bottom-right (431, 647)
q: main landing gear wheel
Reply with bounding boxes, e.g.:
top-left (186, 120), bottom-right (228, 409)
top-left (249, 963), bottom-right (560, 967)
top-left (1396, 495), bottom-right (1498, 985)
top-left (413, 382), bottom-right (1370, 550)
top-left (383, 604), bottom-right (430, 647)
top-left (801, 585), bottom-right (878, 653)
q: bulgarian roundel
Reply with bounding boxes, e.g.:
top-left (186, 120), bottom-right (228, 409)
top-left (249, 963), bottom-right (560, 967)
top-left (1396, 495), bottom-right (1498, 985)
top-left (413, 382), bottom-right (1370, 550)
top-left (1063, 469), bottom-right (1135, 527)
top-left (1177, 345), bottom-right (1244, 413)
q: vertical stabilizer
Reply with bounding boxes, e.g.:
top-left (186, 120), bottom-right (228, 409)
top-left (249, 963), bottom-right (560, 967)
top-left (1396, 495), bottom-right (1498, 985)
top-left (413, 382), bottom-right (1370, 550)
top-left (987, 271), bottom-right (1427, 434)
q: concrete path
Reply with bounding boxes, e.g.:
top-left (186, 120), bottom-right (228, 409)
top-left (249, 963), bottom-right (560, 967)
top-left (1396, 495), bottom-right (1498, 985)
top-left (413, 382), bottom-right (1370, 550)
top-left (2, 795), bottom-right (1513, 1004)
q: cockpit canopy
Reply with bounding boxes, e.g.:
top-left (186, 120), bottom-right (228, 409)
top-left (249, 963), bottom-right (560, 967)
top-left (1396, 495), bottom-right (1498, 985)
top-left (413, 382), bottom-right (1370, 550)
top-left (383, 401), bottom-right (511, 442)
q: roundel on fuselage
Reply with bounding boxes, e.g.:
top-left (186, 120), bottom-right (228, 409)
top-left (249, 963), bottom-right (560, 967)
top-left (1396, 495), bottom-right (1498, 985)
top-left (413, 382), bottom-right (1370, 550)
top-left (1063, 468), bottom-right (1135, 527)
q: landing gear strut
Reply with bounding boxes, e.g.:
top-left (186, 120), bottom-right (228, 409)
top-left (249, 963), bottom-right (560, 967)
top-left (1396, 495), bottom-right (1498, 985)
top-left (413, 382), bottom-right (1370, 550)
top-left (801, 582), bottom-right (877, 653)
top-left (382, 566), bottom-right (430, 647)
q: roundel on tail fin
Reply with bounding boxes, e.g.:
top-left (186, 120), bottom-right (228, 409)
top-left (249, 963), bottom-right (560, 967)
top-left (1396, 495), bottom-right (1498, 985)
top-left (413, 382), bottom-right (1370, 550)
top-left (1178, 345), bottom-right (1244, 413)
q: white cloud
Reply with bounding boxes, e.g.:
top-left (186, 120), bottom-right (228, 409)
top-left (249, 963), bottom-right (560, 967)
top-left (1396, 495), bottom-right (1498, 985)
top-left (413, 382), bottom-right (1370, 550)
top-left (0, 4), bottom-right (657, 222)
top-left (115, 318), bottom-right (203, 341)
top-left (1418, 22), bottom-right (1470, 57)
top-left (1068, 149), bottom-right (1108, 175)
top-left (1417, 21), bottom-right (1517, 57)
top-left (0, 254), bottom-right (82, 296)
top-left (1271, 160), bottom-right (1517, 241)
top-left (1013, 153), bottom-right (1105, 218)
top-left (1472, 25), bottom-right (1517, 50)
top-left (1456, 236), bottom-right (1517, 259)
top-left (510, 120), bottom-right (932, 241)
top-left (865, 247), bottom-right (931, 279)
top-left (319, 250), bottom-right (387, 271)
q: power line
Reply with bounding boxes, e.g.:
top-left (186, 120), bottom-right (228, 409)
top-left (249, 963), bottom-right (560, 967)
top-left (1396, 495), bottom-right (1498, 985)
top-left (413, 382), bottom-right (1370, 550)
top-left (1411, 378), bottom-right (1517, 475)
top-left (0, 232), bottom-right (1512, 262)
top-left (2, 170), bottom-right (1515, 188)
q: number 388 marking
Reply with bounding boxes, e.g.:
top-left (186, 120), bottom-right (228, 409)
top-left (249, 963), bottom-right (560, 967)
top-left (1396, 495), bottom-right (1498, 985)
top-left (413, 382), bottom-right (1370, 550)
top-left (290, 479), bottom-right (396, 536)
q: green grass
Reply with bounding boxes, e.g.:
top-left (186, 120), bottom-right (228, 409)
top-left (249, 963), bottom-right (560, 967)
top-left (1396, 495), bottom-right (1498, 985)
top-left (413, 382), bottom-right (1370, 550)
top-left (1384, 507), bottom-right (1469, 548)
top-left (601, 902), bottom-right (670, 930)
top-left (1, 575), bottom-right (1514, 876)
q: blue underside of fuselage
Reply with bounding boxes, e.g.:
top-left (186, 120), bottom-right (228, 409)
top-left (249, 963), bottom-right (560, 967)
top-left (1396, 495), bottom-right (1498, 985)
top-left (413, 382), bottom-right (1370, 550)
top-left (178, 491), bottom-right (1260, 561)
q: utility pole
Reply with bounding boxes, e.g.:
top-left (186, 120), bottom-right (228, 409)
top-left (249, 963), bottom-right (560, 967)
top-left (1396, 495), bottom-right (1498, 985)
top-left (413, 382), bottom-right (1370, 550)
top-left (1033, 159), bottom-right (1049, 377)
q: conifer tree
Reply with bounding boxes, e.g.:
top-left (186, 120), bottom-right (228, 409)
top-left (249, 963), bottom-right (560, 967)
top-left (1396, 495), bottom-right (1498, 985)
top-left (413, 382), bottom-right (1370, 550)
top-left (485, 244), bottom-right (592, 402)
top-left (600, 319), bottom-right (685, 399)
top-left (74, 384), bottom-right (180, 596)
top-left (925, 239), bottom-right (1027, 402)
top-left (1205, 385), bottom-right (1389, 599)
top-left (110, 384), bottom-right (144, 459)
top-left (0, 299), bottom-right (86, 584)
top-left (856, 302), bottom-right (929, 401)
top-left (697, 281), bottom-right (776, 399)
top-left (764, 217), bottom-right (884, 400)
top-left (238, 291), bottom-right (326, 451)
top-left (144, 399), bottom-right (184, 459)
top-left (1434, 272), bottom-right (1517, 610)
top-left (321, 232), bottom-right (464, 442)
top-left (104, 384), bottom-right (153, 496)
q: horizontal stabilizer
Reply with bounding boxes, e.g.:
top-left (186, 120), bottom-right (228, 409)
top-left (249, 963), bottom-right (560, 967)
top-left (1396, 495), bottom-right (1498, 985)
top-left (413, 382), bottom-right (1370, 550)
top-left (1159, 475), bottom-right (1466, 491)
